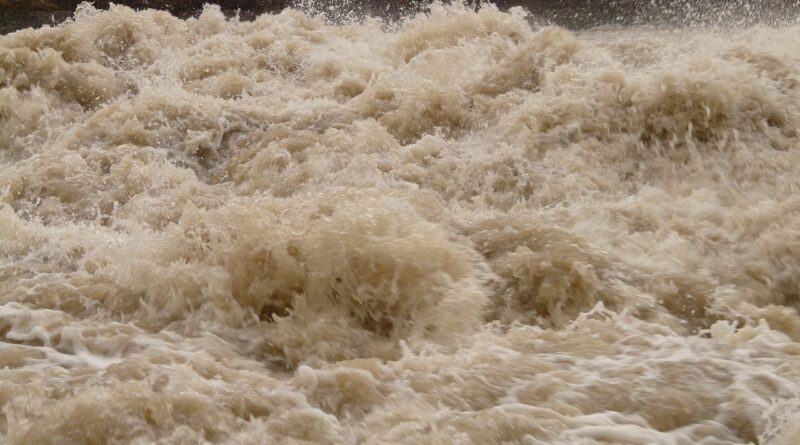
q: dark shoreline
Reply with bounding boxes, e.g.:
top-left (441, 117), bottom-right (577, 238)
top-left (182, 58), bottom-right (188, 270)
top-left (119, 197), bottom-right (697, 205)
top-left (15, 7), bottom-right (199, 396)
top-left (1, 1), bottom-right (799, 35)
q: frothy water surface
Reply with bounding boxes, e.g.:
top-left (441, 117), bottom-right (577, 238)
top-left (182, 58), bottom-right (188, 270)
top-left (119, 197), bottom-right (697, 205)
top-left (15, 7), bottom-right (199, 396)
top-left (1, 2), bottom-right (800, 444)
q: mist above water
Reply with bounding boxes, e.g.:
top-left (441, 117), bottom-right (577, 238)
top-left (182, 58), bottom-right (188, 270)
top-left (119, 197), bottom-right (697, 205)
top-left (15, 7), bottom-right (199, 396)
top-left (1, 1), bottom-right (800, 444)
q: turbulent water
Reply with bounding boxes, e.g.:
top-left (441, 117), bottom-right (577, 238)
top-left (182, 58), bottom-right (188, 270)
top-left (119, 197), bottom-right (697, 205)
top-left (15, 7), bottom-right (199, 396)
top-left (2, 2), bottom-right (800, 443)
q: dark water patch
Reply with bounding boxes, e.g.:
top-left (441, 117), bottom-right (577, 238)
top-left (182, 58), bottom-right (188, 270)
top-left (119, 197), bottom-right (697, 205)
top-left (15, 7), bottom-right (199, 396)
top-left (0, 11), bottom-right (72, 34)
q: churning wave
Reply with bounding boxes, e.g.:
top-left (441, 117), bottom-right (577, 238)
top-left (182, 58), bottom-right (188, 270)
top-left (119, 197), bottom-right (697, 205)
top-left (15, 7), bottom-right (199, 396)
top-left (1, 2), bottom-right (800, 443)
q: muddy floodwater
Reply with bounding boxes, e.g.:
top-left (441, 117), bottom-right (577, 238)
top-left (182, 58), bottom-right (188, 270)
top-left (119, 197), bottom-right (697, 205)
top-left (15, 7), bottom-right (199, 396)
top-left (1, 2), bottom-right (800, 444)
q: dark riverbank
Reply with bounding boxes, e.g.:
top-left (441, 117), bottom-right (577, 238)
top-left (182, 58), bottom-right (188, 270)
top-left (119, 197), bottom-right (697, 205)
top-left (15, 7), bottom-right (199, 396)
top-left (1, 1), bottom-right (799, 35)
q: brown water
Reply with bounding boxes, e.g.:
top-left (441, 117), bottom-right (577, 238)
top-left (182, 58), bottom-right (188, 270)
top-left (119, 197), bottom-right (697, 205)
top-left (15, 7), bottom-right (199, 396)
top-left (1, 2), bottom-right (800, 444)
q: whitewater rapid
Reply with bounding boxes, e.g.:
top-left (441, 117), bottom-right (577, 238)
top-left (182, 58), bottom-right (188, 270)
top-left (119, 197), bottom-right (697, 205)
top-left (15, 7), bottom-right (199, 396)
top-left (1, 2), bottom-right (799, 444)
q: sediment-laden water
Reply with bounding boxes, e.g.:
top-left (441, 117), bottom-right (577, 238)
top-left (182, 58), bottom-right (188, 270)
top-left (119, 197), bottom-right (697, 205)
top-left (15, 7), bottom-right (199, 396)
top-left (1, 2), bottom-right (800, 444)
